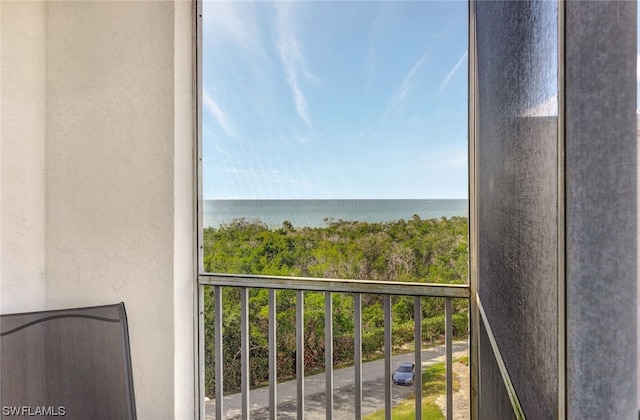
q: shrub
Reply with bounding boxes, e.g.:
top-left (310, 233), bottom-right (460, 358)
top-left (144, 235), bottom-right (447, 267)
top-left (333, 335), bottom-right (355, 364)
top-left (422, 315), bottom-right (445, 343)
top-left (392, 321), bottom-right (415, 349)
top-left (362, 328), bottom-right (385, 357)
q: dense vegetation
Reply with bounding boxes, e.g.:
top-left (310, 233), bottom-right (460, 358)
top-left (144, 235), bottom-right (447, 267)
top-left (203, 216), bottom-right (468, 397)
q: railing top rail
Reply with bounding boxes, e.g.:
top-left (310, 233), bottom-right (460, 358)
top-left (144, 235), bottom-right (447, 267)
top-left (198, 272), bottom-right (470, 299)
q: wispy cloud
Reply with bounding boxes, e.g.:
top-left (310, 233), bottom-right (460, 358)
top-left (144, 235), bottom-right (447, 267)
top-left (204, 1), bottom-right (261, 53)
top-left (439, 51), bottom-right (467, 93)
top-left (275, 3), bottom-right (320, 126)
top-left (399, 56), bottom-right (428, 103)
top-left (218, 167), bottom-right (315, 188)
top-left (364, 5), bottom-right (388, 92)
top-left (382, 52), bottom-right (430, 122)
top-left (364, 41), bottom-right (377, 93)
top-left (203, 90), bottom-right (239, 138)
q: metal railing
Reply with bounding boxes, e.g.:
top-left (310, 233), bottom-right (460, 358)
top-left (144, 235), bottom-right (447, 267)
top-left (199, 273), bottom-right (470, 419)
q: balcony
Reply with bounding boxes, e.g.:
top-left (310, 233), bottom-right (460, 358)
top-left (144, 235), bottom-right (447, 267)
top-left (199, 273), bottom-right (470, 419)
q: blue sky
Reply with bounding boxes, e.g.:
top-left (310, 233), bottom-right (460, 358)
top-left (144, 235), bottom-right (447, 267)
top-left (202, 1), bottom-right (468, 199)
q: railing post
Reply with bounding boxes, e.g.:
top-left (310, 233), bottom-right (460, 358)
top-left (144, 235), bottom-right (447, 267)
top-left (415, 296), bottom-right (423, 419)
top-left (354, 293), bottom-right (363, 419)
top-left (198, 285), bottom-right (205, 420)
top-left (325, 292), bottom-right (333, 419)
top-left (445, 298), bottom-right (453, 419)
top-left (384, 295), bottom-right (392, 420)
top-left (296, 290), bottom-right (305, 419)
top-left (269, 289), bottom-right (277, 420)
top-left (214, 286), bottom-right (224, 419)
top-left (241, 287), bottom-right (250, 419)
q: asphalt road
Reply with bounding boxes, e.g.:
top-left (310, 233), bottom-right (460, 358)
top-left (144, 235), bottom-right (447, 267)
top-left (205, 340), bottom-right (468, 419)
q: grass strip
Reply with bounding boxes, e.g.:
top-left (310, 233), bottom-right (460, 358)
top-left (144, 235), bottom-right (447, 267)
top-left (363, 362), bottom-right (448, 420)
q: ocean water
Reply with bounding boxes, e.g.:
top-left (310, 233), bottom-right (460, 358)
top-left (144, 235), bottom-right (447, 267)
top-left (204, 199), bottom-right (468, 229)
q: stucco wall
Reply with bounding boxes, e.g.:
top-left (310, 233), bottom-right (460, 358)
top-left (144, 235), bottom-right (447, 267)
top-left (0, 1), bottom-right (195, 418)
top-left (1, 1), bottom-right (47, 312)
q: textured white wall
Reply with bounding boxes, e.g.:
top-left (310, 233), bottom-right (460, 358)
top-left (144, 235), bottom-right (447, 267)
top-left (1, 2), bottom-right (47, 312)
top-left (0, 1), bottom-right (195, 418)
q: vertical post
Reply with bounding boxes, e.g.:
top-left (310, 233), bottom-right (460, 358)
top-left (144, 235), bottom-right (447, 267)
top-left (445, 298), bottom-right (453, 419)
top-left (354, 293), bottom-right (363, 419)
top-left (296, 290), bottom-right (305, 419)
top-left (198, 285), bottom-right (205, 420)
top-left (325, 292), bottom-right (333, 419)
top-left (241, 287), bottom-right (250, 420)
top-left (214, 286), bottom-right (224, 419)
top-left (556, 2), bottom-right (566, 419)
top-left (195, 1), bottom-right (205, 415)
top-left (269, 289), bottom-right (277, 420)
top-left (384, 295), bottom-right (392, 420)
top-left (565, 2), bottom-right (637, 415)
top-left (414, 297), bottom-right (423, 419)
top-left (468, 0), bottom-right (480, 418)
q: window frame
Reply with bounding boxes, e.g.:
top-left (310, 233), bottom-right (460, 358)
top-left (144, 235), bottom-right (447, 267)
top-left (193, 1), bottom-right (477, 417)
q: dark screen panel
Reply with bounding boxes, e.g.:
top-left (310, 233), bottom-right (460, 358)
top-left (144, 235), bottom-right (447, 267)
top-left (478, 321), bottom-right (517, 420)
top-left (476, 1), bottom-right (559, 418)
